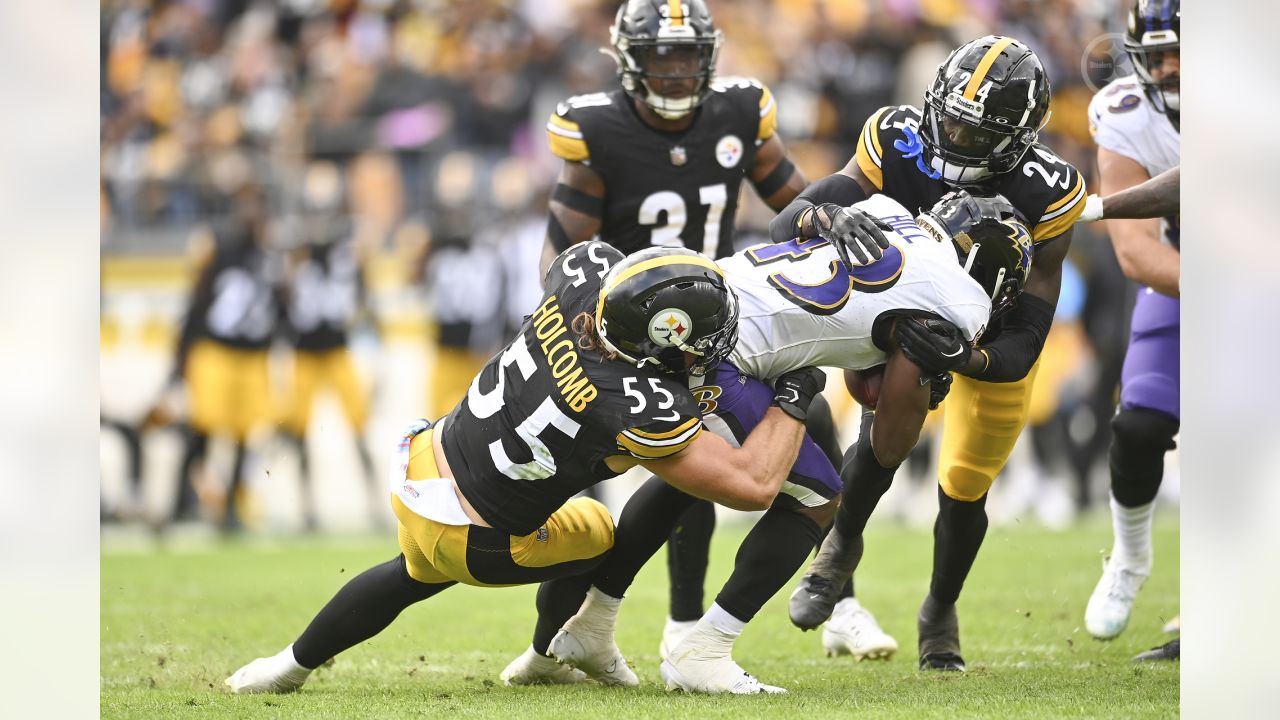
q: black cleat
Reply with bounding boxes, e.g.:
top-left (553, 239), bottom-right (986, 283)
top-left (1133, 638), bottom-right (1179, 662)
top-left (918, 594), bottom-right (965, 672)
top-left (789, 532), bottom-right (864, 630)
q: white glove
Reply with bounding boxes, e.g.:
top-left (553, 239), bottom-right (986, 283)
top-left (1077, 194), bottom-right (1104, 223)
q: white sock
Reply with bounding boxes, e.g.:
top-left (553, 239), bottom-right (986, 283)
top-left (702, 603), bottom-right (747, 637)
top-left (281, 645), bottom-right (313, 675)
top-left (579, 586), bottom-right (622, 628)
top-left (1109, 493), bottom-right (1155, 573)
top-left (833, 597), bottom-right (861, 615)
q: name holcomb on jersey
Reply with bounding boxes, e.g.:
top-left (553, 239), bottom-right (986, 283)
top-left (441, 241), bottom-right (705, 536)
top-left (721, 194), bottom-right (992, 381)
top-left (855, 105), bottom-right (1087, 244)
top-left (546, 78), bottom-right (778, 259)
top-left (1088, 75), bottom-right (1180, 248)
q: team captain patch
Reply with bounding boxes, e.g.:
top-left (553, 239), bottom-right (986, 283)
top-left (649, 308), bottom-right (694, 347)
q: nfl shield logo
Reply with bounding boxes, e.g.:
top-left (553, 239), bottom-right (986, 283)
top-left (669, 145), bottom-right (687, 166)
top-left (536, 527), bottom-right (549, 542)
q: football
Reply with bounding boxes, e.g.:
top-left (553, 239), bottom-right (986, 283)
top-left (844, 365), bottom-right (886, 408)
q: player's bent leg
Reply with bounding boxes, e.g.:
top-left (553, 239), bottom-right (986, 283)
top-left (791, 412), bottom-right (896, 630)
top-left (227, 554), bottom-right (453, 694)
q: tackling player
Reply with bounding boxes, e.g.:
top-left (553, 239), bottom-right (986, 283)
top-left (1079, 0), bottom-right (1180, 660)
top-left (224, 242), bottom-right (825, 694)
top-left (778, 36), bottom-right (1088, 671)
top-left (540, 0), bottom-right (890, 659)
top-left (515, 190), bottom-right (1032, 694)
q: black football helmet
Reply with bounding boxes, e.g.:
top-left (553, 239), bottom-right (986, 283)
top-left (921, 36), bottom-right (1051, 185)
top-left (596, 247), bottom-right (738, 376)
top-left (918, 189), bottom-right (1034, 320)
top-left (1126, 0), bottom-right (1180, 115)
top-left (608, 0), bottom-right (722, 120)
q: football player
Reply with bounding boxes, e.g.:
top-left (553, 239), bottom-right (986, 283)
top-left (514, 190), bottom-right (1033, 694)
top-left (541, 0), bottom-right (891, 658)
top-left (1079, 0), bottom-right (1180, 656)
top-left (225, 242), bottom-right (826, 694)
top-left (777, 36), bottom-right (1088, 671)
top-left (277, 162), bottom-right (380, 531)
top-left (161, 178), bottom-right (280, 532)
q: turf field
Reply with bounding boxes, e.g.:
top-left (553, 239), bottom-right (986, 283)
top-left (102, 515), bottom-right (1179, 718)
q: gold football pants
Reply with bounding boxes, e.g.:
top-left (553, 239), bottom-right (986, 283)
top-left (186, 339), bottom-right (270, 441)
top-left (936, 360), bottom-right (1042, 502)
top-left (280, 347), bottom-right (369, 436)
top-left (393, 430), bottom-right (614, 587)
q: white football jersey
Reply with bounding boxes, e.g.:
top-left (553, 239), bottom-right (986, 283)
top-left (1088, 75), bottom-right (1180, 177)
top-left (1088, 76), bottom-right (1180, 247)
top-left (720, 194), bottom-right (991, 380)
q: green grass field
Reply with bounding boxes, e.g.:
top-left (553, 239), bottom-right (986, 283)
top-left (102, 515), bottom-right (1178, 719)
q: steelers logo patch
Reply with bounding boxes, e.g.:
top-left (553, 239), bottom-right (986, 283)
top-left (715, 135), bottom-right (743, 168)
top-left (649, 308), bottom-right (694, 348)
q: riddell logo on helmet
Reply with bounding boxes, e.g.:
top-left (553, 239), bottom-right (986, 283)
top-left (649, 309), bottom-right (694, 347)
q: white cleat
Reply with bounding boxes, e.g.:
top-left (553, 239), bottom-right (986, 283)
top-left (1162, 615), bottom-right (1180, 634)
top-left (822, 598), bottom-right (898, 661)
top-left (225, 644), bottom-right (313, 694)
top-left (1085, 557), bottom-right (1149, 640)
top-left (499, 645), bottom-right (588, 686)
top-left (659, 618), bottom-right (698, 661)
top-left (548, 626), bottom-right (638, 687)
top-left (660, 644), bottom-right (786, 695)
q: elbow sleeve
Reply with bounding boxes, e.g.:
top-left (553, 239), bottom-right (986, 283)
top-left (768, 173), bottom-right (868, 244)
top-left (973, 294), bottom-right (1055, 383)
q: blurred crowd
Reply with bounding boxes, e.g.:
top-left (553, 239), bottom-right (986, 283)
top-left (100, 0), bottom-right (1159, 533)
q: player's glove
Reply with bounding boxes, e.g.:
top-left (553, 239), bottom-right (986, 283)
top-left (772, 367), bottom-right (827, 422)
top-left (923, 372), bottom-right (952, 410)
top-left (816, 203), bottom-right (893, 268)
top-left (896, 316), bottom-right (972, 375)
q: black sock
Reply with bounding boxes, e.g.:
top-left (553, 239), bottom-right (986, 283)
top-left (531, 575), bottom-right (594, 655)
top-left (173, 427), bottom-right (206, 520)
top-left (1110, 408), bottom-right (1178, 508)
top-left (715, 498), bottom-right (823, 622)
top-left (833, 412), bottom-right (900, 541)
top-left (667, 499), bottom-right (716, 621)
top-left (292, 554), bottom-right (453, 668)
top-left (592, 475), bottom-right (698, 600)
top-left (929, 486), bottom-right (988, 605)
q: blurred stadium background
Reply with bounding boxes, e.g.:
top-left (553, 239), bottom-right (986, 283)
top-left (99, 0), bottom-right (1178, 538)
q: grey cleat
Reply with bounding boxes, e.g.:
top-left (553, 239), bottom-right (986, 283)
top-left (1133, 638), bottom-right (1179, 662)
top-left (789, 531), bottom-right (864, 630)
top-left (917, 594), bottom-right (965, 672)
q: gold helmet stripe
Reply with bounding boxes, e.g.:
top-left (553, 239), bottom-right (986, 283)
top-left (668, 0), bottom-right (685, 26)
top-left (962, 36), bottom-right (1016, 100)
top-left (596, 254), bottom-right (724, 321)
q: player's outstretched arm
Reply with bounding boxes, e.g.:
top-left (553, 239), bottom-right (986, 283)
top-left (539, 161), bottom-right (605, 285)
top-left (1079, 165), bottom-right (1179, 222)
top-left (641, 367), bottom-right (824, 511)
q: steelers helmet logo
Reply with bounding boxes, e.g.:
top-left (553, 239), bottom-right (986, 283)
top-left (649, 308), bottom-right (694, 348)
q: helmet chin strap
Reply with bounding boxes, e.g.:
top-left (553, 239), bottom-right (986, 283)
top-left (990, 266), bottom-right (1007, 302)
top-left (963, 242), bottom-right (981, 274)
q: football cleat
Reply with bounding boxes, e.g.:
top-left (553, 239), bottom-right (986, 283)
top-left (548, 615), bottom-right (638, 687)
top-left (918, 595), bottom-right (965, 672)
top-left (660, 625), bottom-right (785, 695)
top-left (499, 646), bottom-right (588, 686)
top-left (1162, 615), bottom-right (1180, 634)
top-left (822, 598), bottom-right (898, 661)
top-left (659, 617), bottom-right (698, 661)
top-left (789, 531), bottom-right (864, 630)
top-left (1133, 638), bottom-right (1180, 662)
top-left (225, 644), bottom-right (313, 694)
top-left (1085, 557), bottom-right (1149, 640)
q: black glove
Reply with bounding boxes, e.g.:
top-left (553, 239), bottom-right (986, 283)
top-left (772, 367), bottom-right (828, 422)
top-left (923, 372), bottom-right (952, 410)
top-left (814, 203), bottom-right (893, 268)
top-left (896, 316), bottom-right (972, 376)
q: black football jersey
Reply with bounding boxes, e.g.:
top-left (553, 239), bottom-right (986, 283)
top-left (285, 234), bottom-right (362, 352)
top-left (854, 105), bottom-right (1087, 245)
top-left (546, 78), bottom-right (779, 259)
top-left (442, 241), bottom-right (705, 536)
top-left (201, 225), bottom-right (277, 350)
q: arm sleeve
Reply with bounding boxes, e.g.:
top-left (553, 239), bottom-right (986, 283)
top-left (616, 416), bottom-right (703, 460)
top-left (972, 294), bottom-right (1055, 383)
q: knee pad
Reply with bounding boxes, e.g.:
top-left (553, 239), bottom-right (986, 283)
top-left (1111, 407), bottom-right (1178, 455)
